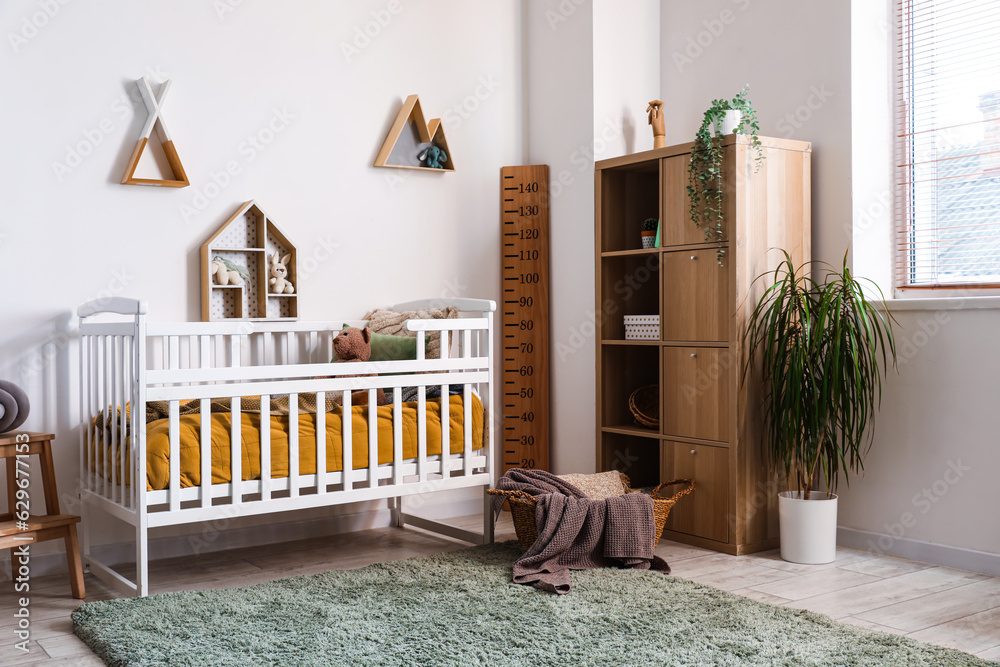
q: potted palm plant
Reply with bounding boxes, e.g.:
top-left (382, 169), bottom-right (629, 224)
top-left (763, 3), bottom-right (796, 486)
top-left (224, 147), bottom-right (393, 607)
top-left (744, 251), bottom-right (897, 564)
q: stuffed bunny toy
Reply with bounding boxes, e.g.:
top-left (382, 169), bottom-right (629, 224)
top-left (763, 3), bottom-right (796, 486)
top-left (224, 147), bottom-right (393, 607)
top-left (268, 252), bottom-right (295, 294)
top-left (211, 256), bottom-right (244, 286)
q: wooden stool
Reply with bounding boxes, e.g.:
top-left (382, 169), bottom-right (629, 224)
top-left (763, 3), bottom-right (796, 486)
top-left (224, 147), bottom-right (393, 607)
top-left (1, 432), bottom-right (85, 599)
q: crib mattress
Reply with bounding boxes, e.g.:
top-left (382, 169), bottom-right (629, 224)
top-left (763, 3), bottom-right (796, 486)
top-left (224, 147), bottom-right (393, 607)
top-left (96, 395), bottom-right (484, 491)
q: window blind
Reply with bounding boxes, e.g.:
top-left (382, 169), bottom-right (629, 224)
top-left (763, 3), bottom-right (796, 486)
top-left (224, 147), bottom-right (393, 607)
top-left (896, 0), bottom-right (1000, 288)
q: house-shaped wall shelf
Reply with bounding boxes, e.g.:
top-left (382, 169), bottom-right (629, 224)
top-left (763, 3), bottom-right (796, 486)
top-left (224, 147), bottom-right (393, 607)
top-left (374, 95), bottom-right (455, 172)
top-left (200, 200), bottom-right (298, 322)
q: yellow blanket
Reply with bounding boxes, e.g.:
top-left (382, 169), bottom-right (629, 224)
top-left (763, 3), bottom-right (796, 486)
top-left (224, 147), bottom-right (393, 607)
top-left (96, 395), bottom-right (483, 490)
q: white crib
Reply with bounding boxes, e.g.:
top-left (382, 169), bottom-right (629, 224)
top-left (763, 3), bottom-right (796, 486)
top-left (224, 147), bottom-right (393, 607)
top-left (77, 297), bottom-right (496, 597)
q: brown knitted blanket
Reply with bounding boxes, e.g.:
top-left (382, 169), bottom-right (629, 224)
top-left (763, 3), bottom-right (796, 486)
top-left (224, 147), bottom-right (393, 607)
top-left (497, 470), bottom-right (670, 594)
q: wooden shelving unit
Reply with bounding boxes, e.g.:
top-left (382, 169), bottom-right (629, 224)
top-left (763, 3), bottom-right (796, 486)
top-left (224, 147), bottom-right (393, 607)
top-left (200, 200), bottom-right (298, 322)
top-left (594, 134), bottom-right (811, 556)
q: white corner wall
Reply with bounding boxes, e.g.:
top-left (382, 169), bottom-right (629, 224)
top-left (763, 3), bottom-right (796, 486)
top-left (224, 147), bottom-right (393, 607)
top-left (660, 0), bottom-right (852, 267)
top-left (0, 0), bottom-right (522, 563)
top-left (661, 0), bottom-right (1000, 567)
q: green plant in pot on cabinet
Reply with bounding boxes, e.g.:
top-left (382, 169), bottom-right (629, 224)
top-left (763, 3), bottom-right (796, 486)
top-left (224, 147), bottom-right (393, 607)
top-left (744, 251), bottom-right (897, 564)
top-left (686, 85), bottom-right (764, 265)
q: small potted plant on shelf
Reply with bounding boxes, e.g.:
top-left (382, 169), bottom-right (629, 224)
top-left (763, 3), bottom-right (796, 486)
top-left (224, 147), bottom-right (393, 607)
top-left (744, 250), bottom-right (897, 564)
top-left (641, 218), bottom-right (658, 249)
top-left (686, 85), bottom-right (764, 265)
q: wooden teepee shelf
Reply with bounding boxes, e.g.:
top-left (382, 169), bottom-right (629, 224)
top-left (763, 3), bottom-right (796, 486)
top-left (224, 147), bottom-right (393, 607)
top-left (121, 76), bottom-right (189, 188)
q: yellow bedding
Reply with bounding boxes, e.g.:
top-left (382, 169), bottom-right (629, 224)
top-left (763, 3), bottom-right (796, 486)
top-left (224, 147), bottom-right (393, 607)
top-left (97, 395), bottom-right (483, 491)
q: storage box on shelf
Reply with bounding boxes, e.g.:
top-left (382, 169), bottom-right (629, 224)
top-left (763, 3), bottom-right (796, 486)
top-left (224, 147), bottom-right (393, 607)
top-left (594, 134), bottom-right (811, 555)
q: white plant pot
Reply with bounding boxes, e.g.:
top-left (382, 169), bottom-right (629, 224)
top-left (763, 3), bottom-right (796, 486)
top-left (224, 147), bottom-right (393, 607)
top-left (714, 110), bottom-right (742, 136)
top-left (778, 491), bottom-right (838, 564)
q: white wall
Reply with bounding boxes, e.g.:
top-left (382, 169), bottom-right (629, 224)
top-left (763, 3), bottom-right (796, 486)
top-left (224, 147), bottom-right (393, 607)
top-left (593, 0), bottom-right (660, 160)
top-left (0, 0), bottom-right (522, 563)
top-left (660, 0), bottom-right (852, 267)
top-left (522, 0), bottom-right (596, 474)
top-left (661, 0), bottom-right (1000, 565)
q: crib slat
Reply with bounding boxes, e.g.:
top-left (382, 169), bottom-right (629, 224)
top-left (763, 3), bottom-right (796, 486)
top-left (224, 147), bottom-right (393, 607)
top-left (103, 336), bottom-right (111, 500)
top-left (91, 336), bottom-right (100, 498)
top-left (392, 390), bottom-right (403, 486)
top-left (230, 395), bottom-right (242, 505)
top-left (417, 384), bottom-right (427, 484)
top-left (169, 399), bottom-right (180, 513)
top-left (367, 389), bottom-right (377, 487)
top-left (110, 337), bottom-right (119, 503)
top-left (440, 331), bottom-right (449, 479)
top-left (199, 336), bottom-right (211, 508)
top-left (463, 384), bottom-right (473, 477)
top-left (123, 336), bottom-right (133, 507)
top-left (416, 332), bottom-right (427, 483)
top-left (315, 391), bottom-right (326, 494)
top-left (230, 335), bottom-right (242, 505)
top-left (342, 390), bottom-right (352, 491)
top-left (168, 336), bottom-right (179, 370)
top-left (260, 394), bottom-right (271, 502)
top-left (199, 398), bottom-right (211, 508)
top-left (289, 393), bottom-right (299, 497)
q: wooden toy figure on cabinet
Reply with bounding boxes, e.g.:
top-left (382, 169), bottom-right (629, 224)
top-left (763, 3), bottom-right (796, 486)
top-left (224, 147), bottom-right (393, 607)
top-left (647, 100), bottom-right (666, 149)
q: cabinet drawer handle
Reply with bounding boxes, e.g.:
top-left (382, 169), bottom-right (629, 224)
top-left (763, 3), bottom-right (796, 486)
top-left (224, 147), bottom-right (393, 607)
top-left (690, 449), bottom-right (696, 455)
top-left (690, 255), bottom-right (697, 260)
top-left (690, 353), bottom-right (697, 358)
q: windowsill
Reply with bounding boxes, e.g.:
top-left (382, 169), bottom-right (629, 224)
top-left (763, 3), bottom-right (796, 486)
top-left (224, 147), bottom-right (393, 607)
top-left (877, 295), bottom-right (1000, 311)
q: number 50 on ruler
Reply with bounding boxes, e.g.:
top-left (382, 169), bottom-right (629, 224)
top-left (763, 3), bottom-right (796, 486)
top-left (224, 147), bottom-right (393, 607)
top-left (500, 165), bottom-right (549, 473)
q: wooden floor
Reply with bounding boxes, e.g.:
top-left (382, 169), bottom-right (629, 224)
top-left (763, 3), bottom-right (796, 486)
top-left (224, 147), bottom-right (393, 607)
top-left (2, 513), bottom-right (999, 665)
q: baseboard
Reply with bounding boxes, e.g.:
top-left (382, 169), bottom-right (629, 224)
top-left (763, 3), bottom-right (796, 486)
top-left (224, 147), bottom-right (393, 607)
top-left (837, 527), bottom-right (1000, 577)
top-left (1, 494), bottom-right (484, 581)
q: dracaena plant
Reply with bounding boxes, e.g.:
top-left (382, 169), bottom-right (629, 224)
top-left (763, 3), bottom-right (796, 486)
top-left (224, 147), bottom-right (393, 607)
top-left (686, 85), bottom-right (764, 265)
top-left (743, 251), bottom-right (898, 500)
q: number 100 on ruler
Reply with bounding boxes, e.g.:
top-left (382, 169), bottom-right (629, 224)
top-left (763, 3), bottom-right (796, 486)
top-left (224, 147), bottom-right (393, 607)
top-left (501, 165), bottom-right (549, 473)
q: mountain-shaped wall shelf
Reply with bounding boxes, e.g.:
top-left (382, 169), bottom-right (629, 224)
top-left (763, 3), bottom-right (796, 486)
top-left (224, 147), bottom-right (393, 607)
top-left (374, 95), bottom-right (455, 172)
top-left (121, 76), bottom-right (190, 188)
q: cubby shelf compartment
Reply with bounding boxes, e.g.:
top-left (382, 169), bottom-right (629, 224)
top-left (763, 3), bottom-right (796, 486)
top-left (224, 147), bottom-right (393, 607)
top-left (200, 200), bottom-right (298, 322)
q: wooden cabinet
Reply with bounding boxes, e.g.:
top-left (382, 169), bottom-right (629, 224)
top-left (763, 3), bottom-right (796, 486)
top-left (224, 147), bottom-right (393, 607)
top-left (595, 135), bottom-right (811, 555)
top-left (662, 347), bottom-right (731, 442)
top-left (661, 441), bottom-right (729, 543)
top-left (661, 248), bottom-right (729, 342)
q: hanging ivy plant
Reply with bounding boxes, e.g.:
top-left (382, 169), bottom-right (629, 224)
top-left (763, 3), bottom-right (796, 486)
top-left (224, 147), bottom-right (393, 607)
top-left (686, 85), bottom-right (765, 265)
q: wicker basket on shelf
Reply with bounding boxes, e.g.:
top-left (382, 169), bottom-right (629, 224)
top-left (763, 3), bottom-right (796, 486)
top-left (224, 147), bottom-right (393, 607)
top-left (628, 385), bottom-right (659, 428)
top-left (488, 473), bottom-right (695, 549)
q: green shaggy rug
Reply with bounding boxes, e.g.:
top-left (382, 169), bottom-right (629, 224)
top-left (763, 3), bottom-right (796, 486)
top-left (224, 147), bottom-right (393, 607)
top-left (73, 542), bottom-right (993, 667)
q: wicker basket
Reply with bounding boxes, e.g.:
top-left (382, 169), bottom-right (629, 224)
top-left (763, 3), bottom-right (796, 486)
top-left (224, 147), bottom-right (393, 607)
top-left (629, 385), bottom-right (659, 428)
top-left (488, 473), bottom-right (695, 549)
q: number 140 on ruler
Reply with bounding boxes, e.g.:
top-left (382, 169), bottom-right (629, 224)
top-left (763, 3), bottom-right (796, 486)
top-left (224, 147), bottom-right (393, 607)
top-left (500, 165), bottom-right (549, 473)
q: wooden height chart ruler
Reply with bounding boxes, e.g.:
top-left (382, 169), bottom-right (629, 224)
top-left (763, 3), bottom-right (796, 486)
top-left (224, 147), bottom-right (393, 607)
top-left (500, 165), bottom-right (550, 473)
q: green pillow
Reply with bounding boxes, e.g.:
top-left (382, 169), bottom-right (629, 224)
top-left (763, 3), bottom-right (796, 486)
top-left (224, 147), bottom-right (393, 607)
top-left (330, 325), bottom-right (417, 362)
